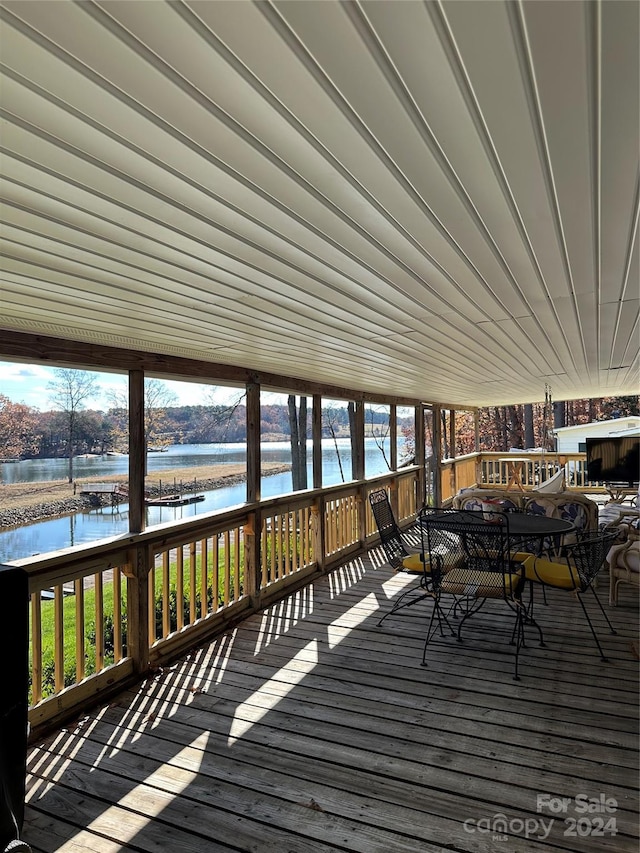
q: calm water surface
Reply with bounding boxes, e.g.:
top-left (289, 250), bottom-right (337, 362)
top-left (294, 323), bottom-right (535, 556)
top-left (1, 440), bottom-right (392, 562)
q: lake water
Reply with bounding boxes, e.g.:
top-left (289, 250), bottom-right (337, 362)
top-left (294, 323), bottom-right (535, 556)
top-left (0, 439), bottom-right (393, 562)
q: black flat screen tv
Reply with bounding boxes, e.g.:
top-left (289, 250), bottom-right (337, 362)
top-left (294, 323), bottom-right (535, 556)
top-left (585, 436), bottom-right (640, 486)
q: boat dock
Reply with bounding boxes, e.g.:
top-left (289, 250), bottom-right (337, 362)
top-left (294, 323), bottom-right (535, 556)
top-left (78, 483), bottom-right (129, 506)
top-left (79, 483), bottom-right (125, 495)
top-left (145, 494), bottom-right (205, 507)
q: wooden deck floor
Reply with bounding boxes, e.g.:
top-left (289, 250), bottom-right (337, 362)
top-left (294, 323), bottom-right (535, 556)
top-left (24, 547), bottom-right (639, 853)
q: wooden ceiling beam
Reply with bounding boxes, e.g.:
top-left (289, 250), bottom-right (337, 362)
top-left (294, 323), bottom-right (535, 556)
top-left (0, 328), bottom-right (452, 409)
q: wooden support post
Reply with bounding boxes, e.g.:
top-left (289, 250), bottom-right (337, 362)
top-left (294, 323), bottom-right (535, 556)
top-left (390, 404), bottom-right (398, 471)
top-left (350, 400), bottom-right (366, 547)
top-left (129, 369), bottom-right (145, 534)
top-left (246, 380), bottom-right (261, 504)
top-left (474, 409), bottom-right (482, 485)
top-left (415, 404), bottom-right (426, 510)
top-left (312, 393), bottom-right (322, 490)
top-left (449, 408), bottom-right (457, 496)
top-left (311, 500), bottom-right (325, 573)
top-left (449, 410), bottom-right (456, 458)
top-left (123, 546), bottom-right (150, 676)
top-left (433, 404), bottom-right (442, 507)
top-left (243, 510), bottom-right (260, 606)
top-left (352, 400), bottom-right (365, 481)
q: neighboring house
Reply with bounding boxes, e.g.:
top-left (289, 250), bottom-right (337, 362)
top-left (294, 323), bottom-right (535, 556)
top-left (554, 417), bottom-right (640, 453)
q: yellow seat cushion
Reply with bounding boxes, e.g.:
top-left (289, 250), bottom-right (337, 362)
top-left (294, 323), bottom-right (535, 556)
top-left (441, 567), bottom-right (521, 598)
top-left (511, 551), bottom-right (535, 563)
top-left (401, 553), bottom-right (431, 573)
top-left (401, 551), bottom-right (486, 575)
top-left (523, 555), bottom-right (580, 589)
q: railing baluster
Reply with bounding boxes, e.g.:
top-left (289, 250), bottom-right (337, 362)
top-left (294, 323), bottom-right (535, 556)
top-left (162, 550), bottom-right (170, 638)
top-left (54, 584), bottom-right (64, 693)
top-left (30, 592), bottom-right (42, 705)
top-left (176, 546), bottom-right (184, 632)
top-left (189, 541), bottom-right (197, 624)
top-left (113, 566), bottom-right (122, 662)
top-left (285, 513), bottom-right (291, 576)
top-left (212, 534), bottom-right (219, 612)
top-left (200, 538), bottom-right (208, 619)
top-left (234, 528), bottom-right (241, 599)
top-left (75, 578), bottom-right (85, 682)
top-left (223, 530), bottom-right (231, 606)
top-left (94, 572), bottom-right (104, 673)
top-left (148, 565), bottom-right (156, 644)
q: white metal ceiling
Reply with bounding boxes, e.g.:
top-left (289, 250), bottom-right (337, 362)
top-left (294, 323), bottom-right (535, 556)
top-left (1, 0), bottom-right (638, 406)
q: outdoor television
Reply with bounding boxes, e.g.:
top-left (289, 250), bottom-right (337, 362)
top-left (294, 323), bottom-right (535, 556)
top-left (585, 436), bottom-right (640, 486)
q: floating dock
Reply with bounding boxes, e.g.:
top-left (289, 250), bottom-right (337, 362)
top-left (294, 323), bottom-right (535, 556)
top-left (144, 494), bottom-right (205, 507)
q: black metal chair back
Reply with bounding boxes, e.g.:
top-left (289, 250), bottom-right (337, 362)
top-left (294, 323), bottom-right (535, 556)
top-left (369, 488), bottom-right (411, 571)
top-left (569, 530), bottom-right (619, 590)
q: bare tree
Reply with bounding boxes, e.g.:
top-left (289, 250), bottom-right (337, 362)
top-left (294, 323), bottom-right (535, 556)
top-left (524, 403), bottom-right (535, 448)
top-left (144, 378), bottom-right (178, 453)
top-left (202, 386), bottom-right (247, 441)
top-left (365, 403), bottom-right (391, 470)
top-left (440, 410), bottom-right (450, 459)
top-left (508, 405), bottom-right (523, 448)
top-left (48, 368), bottom-right (101, 481)
top-left (323, 404), bottom-right (347, 483)
top-left (288, 395), bottom-right (308, 490)
top-left (107, 378), bottom-right (178, 465)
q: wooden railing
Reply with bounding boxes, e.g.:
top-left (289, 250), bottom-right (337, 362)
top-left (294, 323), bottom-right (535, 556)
top-left (26, 544), bottom-right (134, 733)
top-left (439, 452), bottom-right (479, 502)
top-left (17, 468), bottom-right (419, 739)
top-left (441, 451), bottom-right (605, 498)
top-left (23, 450), bottom-right (611, 738)
top-left (477, 452), bottom-right (594, 491)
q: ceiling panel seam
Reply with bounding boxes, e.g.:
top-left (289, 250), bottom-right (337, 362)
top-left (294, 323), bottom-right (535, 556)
top-left (512, 0), bottom-right (589, 380)
top-left (432, 0), bottom-right (581, 379)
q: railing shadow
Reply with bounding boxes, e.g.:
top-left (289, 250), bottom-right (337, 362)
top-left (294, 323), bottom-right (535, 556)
top-left (22, 545), bottom-right (640, 852)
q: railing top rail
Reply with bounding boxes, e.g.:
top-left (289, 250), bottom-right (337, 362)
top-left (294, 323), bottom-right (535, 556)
top-left (13, 537), bottom-right (132, 573)
top-left (440, 451), bottom-right (479, 464)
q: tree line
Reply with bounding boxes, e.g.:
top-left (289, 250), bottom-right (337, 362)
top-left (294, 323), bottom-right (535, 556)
top-left (440, 396), bottom-right (639, 457)
top-left (0, 370), bottom-right (394, 469)
top-left (0, 367), bottom-right (637, 467)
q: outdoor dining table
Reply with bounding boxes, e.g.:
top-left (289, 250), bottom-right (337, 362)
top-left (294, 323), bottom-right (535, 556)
top-left (427, 508), bottom-right (575, 555)
top-left (502, 512), bottom-right (576, 557)
top-left (498, 513), bottom-right (575, 540)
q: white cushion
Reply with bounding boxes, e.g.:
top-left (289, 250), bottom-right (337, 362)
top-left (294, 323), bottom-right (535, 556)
top-left (608, 540), bottom-right (640, 574)
top-left (536, 469), bottom-right (565, 493)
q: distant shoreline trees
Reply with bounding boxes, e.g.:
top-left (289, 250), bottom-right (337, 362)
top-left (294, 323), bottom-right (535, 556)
top-left (446, 396), bottom-right (639, 456)
top-left (0, 388), bottom-right (637, 462)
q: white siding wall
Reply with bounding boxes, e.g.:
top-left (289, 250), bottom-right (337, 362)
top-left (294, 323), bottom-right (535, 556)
top-left (555, 419), bottom-right (640, 453)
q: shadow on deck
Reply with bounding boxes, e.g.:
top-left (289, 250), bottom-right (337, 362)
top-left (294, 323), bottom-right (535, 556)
top-left (23, 546), bottom-right (639, 852)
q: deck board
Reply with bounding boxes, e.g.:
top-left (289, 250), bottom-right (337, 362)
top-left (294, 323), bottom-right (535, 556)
top-left (24, 548), bottom-right (639, 852)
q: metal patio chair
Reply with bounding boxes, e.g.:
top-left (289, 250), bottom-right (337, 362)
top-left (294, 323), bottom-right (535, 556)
top-left (369, 489), bottom-right (432, 626)
top-left (420, 508), bottom-right (543, 680)
top-left (522, 529), bottom-right (619, 661)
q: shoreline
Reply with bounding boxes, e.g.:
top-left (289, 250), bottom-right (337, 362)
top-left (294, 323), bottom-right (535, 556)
top-left (0, 462), bottom-right (291, 530)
